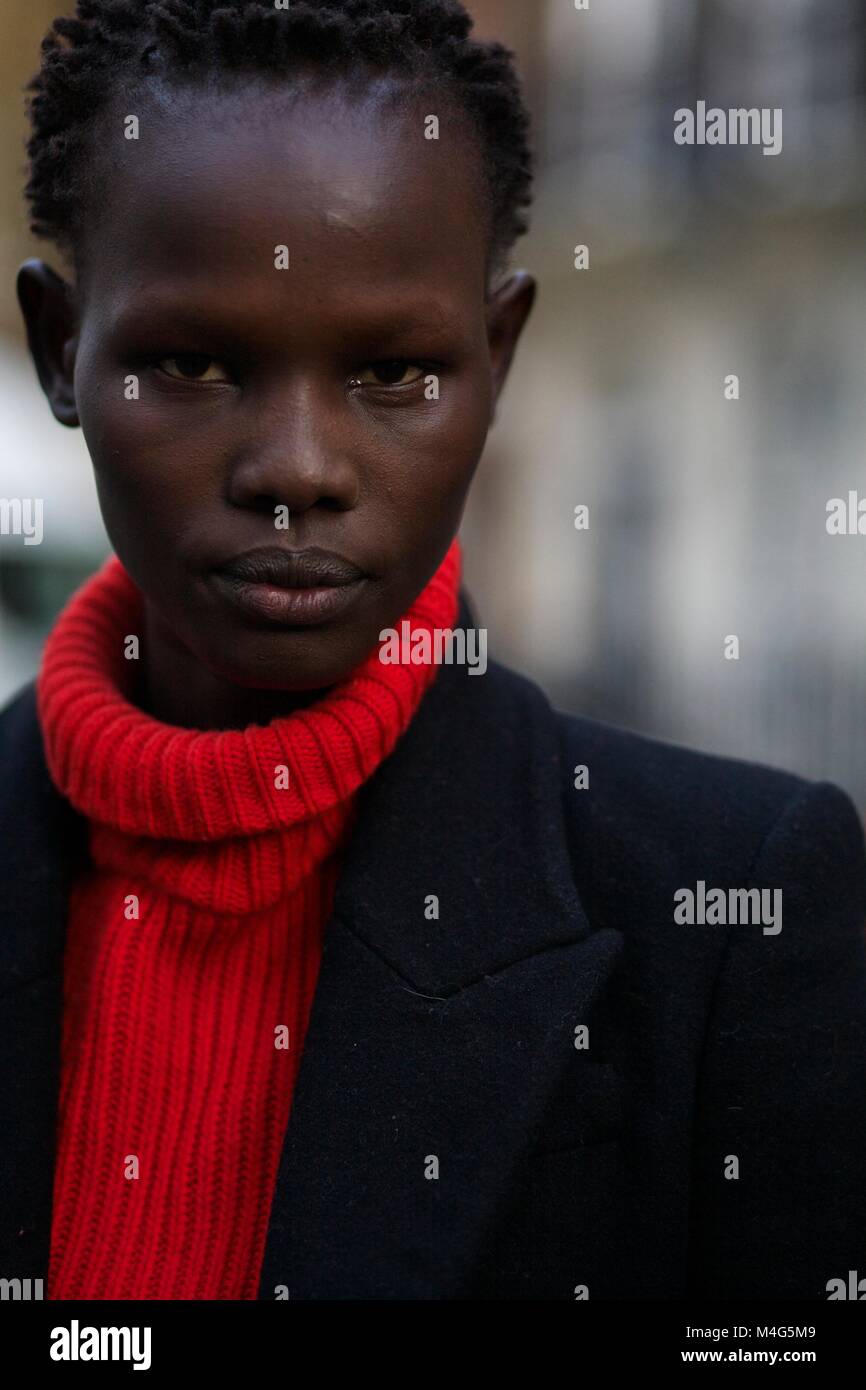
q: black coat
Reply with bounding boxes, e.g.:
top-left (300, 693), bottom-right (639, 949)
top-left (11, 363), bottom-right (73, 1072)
top-left (2, 594), bottom-right (866, 1300)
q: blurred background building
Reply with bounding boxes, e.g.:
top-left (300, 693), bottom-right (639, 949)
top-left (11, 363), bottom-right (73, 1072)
top-left (2, 0), bottom-right (866, 811)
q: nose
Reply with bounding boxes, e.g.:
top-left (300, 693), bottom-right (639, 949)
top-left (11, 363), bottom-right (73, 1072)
top-left (225, 378), bottom-right (360, 517)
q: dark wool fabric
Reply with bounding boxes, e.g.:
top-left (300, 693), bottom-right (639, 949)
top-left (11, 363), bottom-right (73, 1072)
top-left (2, 592), bottom-right (866, 1300)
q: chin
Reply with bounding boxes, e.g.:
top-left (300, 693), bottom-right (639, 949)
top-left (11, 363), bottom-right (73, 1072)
top-left (201, 634), bottom-right (365, 694)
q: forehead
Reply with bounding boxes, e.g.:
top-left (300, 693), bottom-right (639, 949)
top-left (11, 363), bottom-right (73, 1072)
top-left (78, 77), bottom-right (491, 319)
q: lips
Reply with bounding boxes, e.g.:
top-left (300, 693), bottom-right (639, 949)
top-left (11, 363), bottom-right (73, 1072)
top-left (215, 547), bottom-right (365, 589)
top-left (210, 546), bottom-right (368, 627)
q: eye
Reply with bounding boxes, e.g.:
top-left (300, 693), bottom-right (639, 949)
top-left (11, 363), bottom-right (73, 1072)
top-left (157, 353), bottom-right (231, 383)
top-left (352, 360), bottom-right (426, 387)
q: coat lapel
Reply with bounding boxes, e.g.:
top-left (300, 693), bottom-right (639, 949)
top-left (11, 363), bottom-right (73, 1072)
top-left (257, 622), bottom-right (624, 1298)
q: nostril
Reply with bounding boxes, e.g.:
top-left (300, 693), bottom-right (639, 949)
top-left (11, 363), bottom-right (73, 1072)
top-left (257, 494), bottom-right (281, 514)
top-left (234, 493), bottom-right (282, 516)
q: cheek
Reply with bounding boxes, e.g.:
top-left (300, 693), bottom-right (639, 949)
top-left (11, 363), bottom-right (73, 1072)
top-left (369, 374), bottom-right (489, 606)
top-left (75, 362), bottom-right (218, 550)
top-left (435, 388), bottom-right (490, 480)
top-left (380, 370), bottom-right (491, 512)
top-left (77, 411), bottom-right (210, 612)
top-left (79, 407), bottom-right (181, 567)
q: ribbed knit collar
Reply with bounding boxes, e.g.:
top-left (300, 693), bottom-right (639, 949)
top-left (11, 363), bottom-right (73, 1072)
top-left (36, 540), bottom-right (461, 914)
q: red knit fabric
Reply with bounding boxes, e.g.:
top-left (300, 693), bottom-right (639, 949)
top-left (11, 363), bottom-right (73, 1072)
top-left (37, 540), bottom-right (461, 1299)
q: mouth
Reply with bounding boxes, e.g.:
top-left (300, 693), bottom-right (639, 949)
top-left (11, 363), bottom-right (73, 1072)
top-left (211, 546), bottom-right (368, 626)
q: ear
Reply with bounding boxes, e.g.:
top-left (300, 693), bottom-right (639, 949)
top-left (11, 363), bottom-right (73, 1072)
top-left (17, 259), bottom-right (80, 428)
top-left (485, 269), bottom-right (536, 418)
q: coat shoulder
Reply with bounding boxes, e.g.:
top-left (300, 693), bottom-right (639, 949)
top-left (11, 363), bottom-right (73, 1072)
top-left (472, 657), bottom-right (865, 926)
top-left (479, 653), bottom-right (813, 844)
top-left (550, 693), bottom-right (866, 926)
top-left (0, 677), bottom-right (72, 842)
top-left (555, 699), bottom-right (807, 851)
top-left (0, 680), bottom-right (44, 788)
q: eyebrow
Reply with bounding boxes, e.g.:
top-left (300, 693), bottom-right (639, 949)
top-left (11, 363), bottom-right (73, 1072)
top-left (109, 278), bottom-right (475, 329)
top-left (107, 292), bottom-right (470, 347)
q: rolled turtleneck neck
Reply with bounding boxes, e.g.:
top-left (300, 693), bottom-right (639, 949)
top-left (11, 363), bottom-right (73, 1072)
top-left (36, 539), bottom-right (461, 915)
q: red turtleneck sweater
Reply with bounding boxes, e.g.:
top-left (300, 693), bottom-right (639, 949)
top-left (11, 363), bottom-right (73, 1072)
top-left (37, 541), bottom-right (461, 1299)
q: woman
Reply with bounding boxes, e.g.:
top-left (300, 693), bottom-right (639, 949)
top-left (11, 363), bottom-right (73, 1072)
top-left (2, 0), bottom-right (865, 1300)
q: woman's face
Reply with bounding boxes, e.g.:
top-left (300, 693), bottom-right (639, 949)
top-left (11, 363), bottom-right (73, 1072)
top-left (20, 79), bottom-right (534, 723)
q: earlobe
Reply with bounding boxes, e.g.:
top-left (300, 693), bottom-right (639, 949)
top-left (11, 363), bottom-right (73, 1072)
top-left (485, 270), bottom-right (536, 414)
top-left (17, 259), bottom-right (80, 428)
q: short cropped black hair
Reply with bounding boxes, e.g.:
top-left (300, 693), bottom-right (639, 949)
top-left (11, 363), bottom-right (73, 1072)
top-left (23, 0), bottom-right (533, 279)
